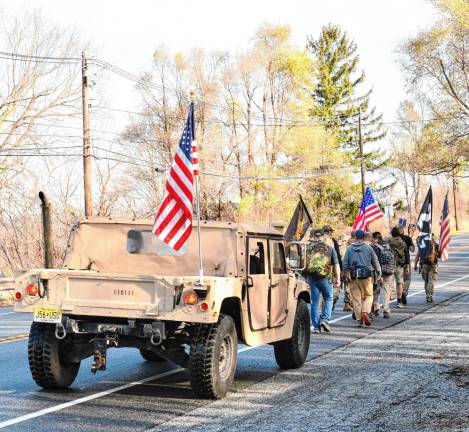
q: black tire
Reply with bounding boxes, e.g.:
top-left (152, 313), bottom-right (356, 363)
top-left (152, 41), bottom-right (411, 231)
top-left (274, 300), bottom-right (310, 369)
top-left (139, 349), bottom-right (166, 362)
top-left (28, 322), bottom-right (80, 389)
top-left (189, 314), bottom-right (238, 399)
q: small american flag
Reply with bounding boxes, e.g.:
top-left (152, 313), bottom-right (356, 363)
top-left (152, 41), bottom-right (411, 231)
top-left (352, 187), bottom-right (384, 231)
top-left (439, 193), bottom-right (451, 262)
top-left (152, 103), bottom-right (197, 251)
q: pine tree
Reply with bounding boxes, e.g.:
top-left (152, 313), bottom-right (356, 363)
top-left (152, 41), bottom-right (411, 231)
top-left (307, 24), bottom-right (387, 172)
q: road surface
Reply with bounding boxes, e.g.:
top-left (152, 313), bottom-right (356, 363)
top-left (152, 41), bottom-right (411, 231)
top-left (0, 234), bottom-right (468, 431)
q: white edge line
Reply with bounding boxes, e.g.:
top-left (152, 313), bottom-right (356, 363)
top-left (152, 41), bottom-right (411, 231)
top-left (0, 368), bottom-right (184, 428)
top-left (1, 273), bottom-right (469, 428)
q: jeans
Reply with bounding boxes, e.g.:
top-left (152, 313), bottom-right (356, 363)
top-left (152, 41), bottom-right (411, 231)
top-left (307, 276), bottom-right (333, 330)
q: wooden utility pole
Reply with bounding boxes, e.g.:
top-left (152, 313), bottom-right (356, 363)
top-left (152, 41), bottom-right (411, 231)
top-left (358, 110), bottom-right (365, 198)
top-left (82, 49), bottom-right (93, 217)
top-left (452, 167), bottom-right (460, 231)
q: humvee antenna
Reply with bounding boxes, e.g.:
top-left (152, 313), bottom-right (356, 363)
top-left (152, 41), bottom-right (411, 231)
top-left (191, 89), bottom-right (204, 285)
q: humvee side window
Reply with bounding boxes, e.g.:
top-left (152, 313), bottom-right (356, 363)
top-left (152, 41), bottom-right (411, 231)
top-left (272, 242), bottom-right (287, 274)
top-left (249, 241), bottom-right (265, 275)
top-left (127, 230), bottom-right (187, 256)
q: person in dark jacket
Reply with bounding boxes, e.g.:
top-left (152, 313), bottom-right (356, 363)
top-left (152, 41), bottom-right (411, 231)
top-left (343, 230), bottom-right (381, 327)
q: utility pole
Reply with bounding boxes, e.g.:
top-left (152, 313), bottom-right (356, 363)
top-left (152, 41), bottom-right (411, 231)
top-left (82, 49), bottom-right (93, 217)
top-left (358, 109), bottom-right (365, 198)
top-left (451, 167), bottom-right (460, 231)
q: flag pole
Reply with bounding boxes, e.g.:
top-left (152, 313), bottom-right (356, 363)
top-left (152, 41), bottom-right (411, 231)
top-left (191, 90), bottom-right (204, 285)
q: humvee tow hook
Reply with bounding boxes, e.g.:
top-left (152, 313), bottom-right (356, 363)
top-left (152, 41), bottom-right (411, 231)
top-left (55, 323), bottom-right (67, 340)
top-left (91, 336), bottom-right (118, 374)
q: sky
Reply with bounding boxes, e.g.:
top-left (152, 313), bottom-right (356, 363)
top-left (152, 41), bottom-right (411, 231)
top-left (1, 0), bottom-right (439, 127)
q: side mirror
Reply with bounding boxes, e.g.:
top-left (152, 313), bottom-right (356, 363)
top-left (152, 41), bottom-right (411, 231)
top-left (286, 241), bottom-right (305, 271)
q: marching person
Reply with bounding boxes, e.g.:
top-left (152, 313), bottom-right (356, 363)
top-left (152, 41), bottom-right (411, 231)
top-left (303, 228), bottom-right (340, 333)
top-left (342, 230), bottom-right (356, 312)
top-left (370, 232), bottom-right (395, 318)
top-left (399, 225), bottom-right (415, 305)
top-left (343, 230), bottom-right (381, 327)
top-left (388, 227), bottom-right (408, 308)
top-left (414, 234), bottom-right (439, 302)
top-left (323, 225), bottom-right (343, 310)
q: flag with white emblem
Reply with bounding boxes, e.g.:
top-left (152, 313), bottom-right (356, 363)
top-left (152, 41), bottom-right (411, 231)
top-left (416, 186), bottom-right (433, 258)
top-left (152, 103), bottom-right (196, 251)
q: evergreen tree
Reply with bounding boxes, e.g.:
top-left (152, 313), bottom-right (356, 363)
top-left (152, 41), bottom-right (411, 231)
top-left (307, 24), bottom-right (387, 171)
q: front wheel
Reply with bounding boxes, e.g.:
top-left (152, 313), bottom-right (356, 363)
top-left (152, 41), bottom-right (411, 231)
top-left (28, 322), bottom-right (80, 389)
top-left (189, 314), bottom-right (238, 399)
top-left (273, 300), bottom-right (310, 369)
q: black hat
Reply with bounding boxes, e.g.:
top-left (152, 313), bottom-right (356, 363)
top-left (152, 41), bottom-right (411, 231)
top-left (322, 225), bottom-right (334, 233)
top-left (310, 228), bottom-right (324, 237)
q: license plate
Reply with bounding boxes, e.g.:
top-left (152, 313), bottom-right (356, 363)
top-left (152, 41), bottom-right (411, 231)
top-left (33, 307), bottom-right (62, 324)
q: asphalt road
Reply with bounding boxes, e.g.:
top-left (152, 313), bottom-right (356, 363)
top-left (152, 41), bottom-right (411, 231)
top-left (0, 234), bottom-right (468, 431)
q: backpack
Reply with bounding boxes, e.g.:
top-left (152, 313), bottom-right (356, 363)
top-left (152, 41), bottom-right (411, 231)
top-left (389, 237), bottom-right (406, 266)
top-left (379, 242), bottom-right (396, 275)
top-left (423, 240), bottom-right (438, 265)
top-left (304, 241), bottom-right (332, 278)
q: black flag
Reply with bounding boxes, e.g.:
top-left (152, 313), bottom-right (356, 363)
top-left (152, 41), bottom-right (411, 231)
top-left (284, 195), bottom-right (313, 241)
top-left (416, 186), bottom-right (433, 258)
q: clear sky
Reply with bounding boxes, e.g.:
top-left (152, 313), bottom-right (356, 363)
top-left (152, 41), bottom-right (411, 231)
top-left (2, 0), bottom-right (439, 126)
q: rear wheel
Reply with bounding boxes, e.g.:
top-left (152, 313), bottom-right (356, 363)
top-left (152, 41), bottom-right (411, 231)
top-left (139, 349), bottom-right (166, 362)
top-left (189, 314), bottom-right (238, 399)
top-left (273, 300), bottom-right (310, 369)
top-left (28, 322), bottom-right (80, 389)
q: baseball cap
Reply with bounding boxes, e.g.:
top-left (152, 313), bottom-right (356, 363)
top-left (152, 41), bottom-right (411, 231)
top-left (355, 230), bottom-right (365, 239)
top-left (310, 228), bottom-right (324, 237)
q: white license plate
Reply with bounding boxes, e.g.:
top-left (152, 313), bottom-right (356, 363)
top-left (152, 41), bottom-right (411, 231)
top-left (33, 307), bottom-right (62, 324)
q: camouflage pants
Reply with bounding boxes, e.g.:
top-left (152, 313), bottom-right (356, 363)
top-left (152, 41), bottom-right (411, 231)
top-left (421, 264), bottom-right (438, 297)
top-left (343, 280), bottom-right (352, 306)
top-left (403, 267), bottom-right (411, 295)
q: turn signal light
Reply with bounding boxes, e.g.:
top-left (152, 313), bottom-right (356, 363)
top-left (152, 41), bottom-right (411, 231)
top-left (26, 283), bottom-right (39, 296)
top-left (15, 292), bottom-right (23, 301)
top-left (183, 291), bottom-right (198, 305)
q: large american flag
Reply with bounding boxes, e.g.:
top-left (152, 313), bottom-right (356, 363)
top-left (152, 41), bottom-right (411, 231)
top-left (352, 187), bottom-right (384, 231)
top-left (152, 103), bottom-right (198, 251)
top-left (439, 193), bottom-right (451, 262)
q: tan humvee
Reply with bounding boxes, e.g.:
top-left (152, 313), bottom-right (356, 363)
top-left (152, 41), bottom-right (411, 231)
top-left (15, 217), bottom-right (311, 399)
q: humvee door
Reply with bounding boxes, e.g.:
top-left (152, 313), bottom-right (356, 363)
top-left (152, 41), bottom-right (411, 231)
top-left (269, 240), bottom-right (289, 327)
top-left (247, 238), bottom-right (269, 330)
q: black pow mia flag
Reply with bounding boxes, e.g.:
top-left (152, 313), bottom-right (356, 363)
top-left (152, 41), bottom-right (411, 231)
top-left (284, 195), bottom-right (313, 241)
top-left (416, 186), bottom-right (433, 258)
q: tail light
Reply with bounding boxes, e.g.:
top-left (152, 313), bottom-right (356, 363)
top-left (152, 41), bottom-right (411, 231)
top-left (26, 283), bottom-right (39, 296)
top-left (15, 292), bottom-right (23, 301)
top-left (183, 291), bottom-right (198, 305)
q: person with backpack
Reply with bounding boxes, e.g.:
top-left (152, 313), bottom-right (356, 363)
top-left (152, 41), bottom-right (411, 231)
top-left (398, 225), bottom-right (415, 305)
top-left (323, 225), bottom-right (343, 310)
top-left (303, 228), bottom-right (340, 333)
top-left (388, 226), bottom-right (408, 308)
top-left (343, 230), bottom-right (381, 327)
top-left (414, 234), bottom-right (440, 302)
top-left (371, 232), bottom-right (395, 318)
